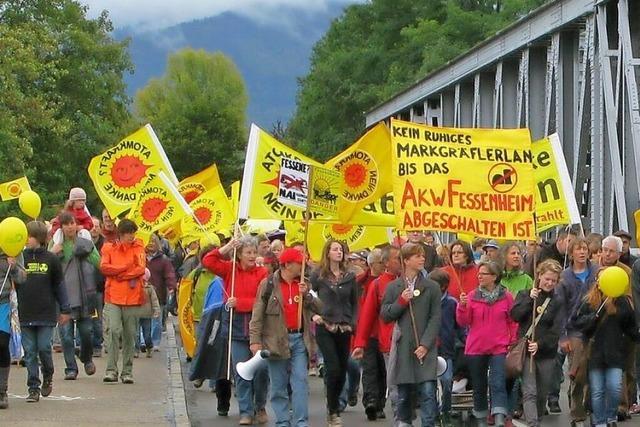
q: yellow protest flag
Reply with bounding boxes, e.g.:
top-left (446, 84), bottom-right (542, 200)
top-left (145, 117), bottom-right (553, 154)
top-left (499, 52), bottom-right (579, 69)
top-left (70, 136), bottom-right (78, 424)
top-left (532, 134), bottom-right (581, 232)
top-left (128, 171), bottom-right (190, 237)
top-left (230, 180), bottom-right (240, 219)
top-left (178, 164), bottom-right (221, 203)
top-left (238, 124), bottom-right (325, 221)
top-left (88, 124), bottom-right (178, 218)
top-left (325, 123), bottom-right (393, 223)
top-left (284, 221), bottom-right (390, 261)
top-left (0, 176), bottom-right (31, 201)
top-left (181, 184), bottom-right (234, 236)
top-left (391, 119), bottom-right (535, 240)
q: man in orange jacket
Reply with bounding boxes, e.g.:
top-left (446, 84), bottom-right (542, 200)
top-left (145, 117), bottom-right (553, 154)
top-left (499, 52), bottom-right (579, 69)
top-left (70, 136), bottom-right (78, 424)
top-left (100, 219), bottom-right (146, 384)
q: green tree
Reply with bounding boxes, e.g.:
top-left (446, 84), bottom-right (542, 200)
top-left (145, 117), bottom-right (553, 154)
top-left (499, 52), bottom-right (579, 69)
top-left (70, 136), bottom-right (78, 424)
top-left (288, 0), bottom-right (547, 161)
top-left (134, 49), bottom-right (249, 186)
top-left (0, 0), bottom-right (132, 218)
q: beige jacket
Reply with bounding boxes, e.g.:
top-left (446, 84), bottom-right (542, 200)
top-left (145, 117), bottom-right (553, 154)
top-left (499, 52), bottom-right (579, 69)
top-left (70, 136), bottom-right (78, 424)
top-left (249, 271), bottom-right (322, 360)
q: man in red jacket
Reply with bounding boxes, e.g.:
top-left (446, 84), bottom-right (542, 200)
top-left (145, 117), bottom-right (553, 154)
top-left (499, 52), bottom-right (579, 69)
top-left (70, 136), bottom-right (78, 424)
top-left (351, 245), bottom-right (402, 421)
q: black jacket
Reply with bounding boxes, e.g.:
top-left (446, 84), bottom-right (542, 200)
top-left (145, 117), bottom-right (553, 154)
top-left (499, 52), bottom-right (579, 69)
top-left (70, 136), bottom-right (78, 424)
top-left (311, 270), bottom-right (357, 327)
top-left (18, 247), bottom-right (70, 326)
top-left (572, 296), bottom-right (640, 370)
top-left (510, 289), bottom-right (563, 359)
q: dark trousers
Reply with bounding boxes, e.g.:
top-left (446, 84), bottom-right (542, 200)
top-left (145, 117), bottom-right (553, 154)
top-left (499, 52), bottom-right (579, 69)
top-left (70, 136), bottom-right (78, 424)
top-left (92, 291), bottom-right (104, 349)
top-left (0, 331), bottom-right (9, 368)
top-left (316, 325), bottom-right (351, 414)
top-left (362, 337), bottom-right (386, 410)
top-left (60, 317), bottom-right (93, 375)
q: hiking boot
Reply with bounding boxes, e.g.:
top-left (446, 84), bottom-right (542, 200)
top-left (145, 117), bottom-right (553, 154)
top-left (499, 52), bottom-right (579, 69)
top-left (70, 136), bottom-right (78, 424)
top-left (64, 371), bottom-right (77, 380)
top-left (548, 400), bottom-right (561, 414)
top-left (255, 408), bottom-right (268, 424)
top-left (41, 378), bottom-right (53, 397)
top-left (26, 390), bottom-right (40, 402)
top-left (193, 378), bottom-right (204, 388)
top-left (146, 350), bottom-right (152, 358)
top-left (84, 362), bottom-right (96, 376)
top-left (121, 374), bottom-right (134, 384)
top-left (0, 392), bottom-right (7, 409)
top-left (327, 413), bottom-right (343, 426)
top-left (365, 404), bottom-right (377, 421)
top-left (376, 410), bottom-right (386, 419)
top-left (103, 372), bottom-right (118, 383)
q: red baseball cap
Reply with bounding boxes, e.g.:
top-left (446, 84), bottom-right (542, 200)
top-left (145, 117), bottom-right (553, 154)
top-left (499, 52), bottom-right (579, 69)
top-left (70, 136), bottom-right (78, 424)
top-left (279, 248), bottom-right (304, 265)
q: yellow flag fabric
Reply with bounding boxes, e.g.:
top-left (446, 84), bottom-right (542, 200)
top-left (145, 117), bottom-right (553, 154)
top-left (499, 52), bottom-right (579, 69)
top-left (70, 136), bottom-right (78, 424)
top-left (128, 172), bottom-right (190, 237)
top-left (88, 124), bottom-right (178, 218)
top-left (284, 221), bottom-right (390, 261)
top-left (391, 119), bottom-right (535, 240)
top-left (178, 164), bottom-right (221, 204)
top-left (238, 124), bottom-right (325, 221)
top-left (0, 176), bottom-right (31, 201)
top-left (325, 123), bottom-right (393, 223)
top-left (181, 184), bottom-right (234, 236)
top-left (308, 165), bottom-right (342, 217)
top-left (230, 180), bottom-right (240, 219)
top-left (178, 276), bottom-right (197, 358)
top-left (532, 134), bottom-right (581, 232)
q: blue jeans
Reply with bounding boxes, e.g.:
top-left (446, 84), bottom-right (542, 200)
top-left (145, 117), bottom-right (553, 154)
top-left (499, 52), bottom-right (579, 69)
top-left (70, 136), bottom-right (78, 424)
top-left (60, 318), bottom-right (93, 374)
top-left (439, 358), bottom-right (454, 415)
top-left (338, 357), bottom-right (361, 410)
top-left (589, 367), bottom-right (623, 425)
top-left (231, 339), bottom-right (268, 417)
top-left (21, 326), bottom-right (54, 391)
top-left (468, 354), bottom-right (508, 418)
top-left (151, 305), bottom-right (165, 348)
top-left (268, 333), bottom-right (309, 427)
top-left (137, 318), bottom-right (153, 350)
top-left (397, 380), bottom-right (438, 426)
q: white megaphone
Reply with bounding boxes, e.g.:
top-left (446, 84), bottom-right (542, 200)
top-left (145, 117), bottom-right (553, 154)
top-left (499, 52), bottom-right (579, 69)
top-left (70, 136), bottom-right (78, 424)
top-left (437, 356), bottom-right (448, 377)
top-left (236, 350), bottom-right (271, 380)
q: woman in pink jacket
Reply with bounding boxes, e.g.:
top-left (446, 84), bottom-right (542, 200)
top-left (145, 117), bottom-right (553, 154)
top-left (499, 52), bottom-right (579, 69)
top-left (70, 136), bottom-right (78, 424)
top-left (456, 261), bottom-right (517, 427)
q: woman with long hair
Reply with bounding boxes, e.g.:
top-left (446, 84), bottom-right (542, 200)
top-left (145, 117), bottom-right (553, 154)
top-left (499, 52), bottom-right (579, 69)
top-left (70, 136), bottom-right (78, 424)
top-left (510, 260), bottom-right (563, 426)
top-left (440, 240), bottom-right (479, 301)
top-left (572, 269), bottom-right (640, 427)
top-left (310, 239), bottom-right (357, 427)
top-left (202, 236), bottom-right (269, 425)
top-left (500, 242), bottom-right (533, 296)
top-left (456, 261), bottom-right (516, 427)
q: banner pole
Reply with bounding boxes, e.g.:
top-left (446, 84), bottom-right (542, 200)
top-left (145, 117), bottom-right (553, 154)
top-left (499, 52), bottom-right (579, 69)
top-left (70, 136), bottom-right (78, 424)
top-left (226, 222), bottom-right (239, 380)
top-left (396, 231), bottom-right (423, 365)
top-left (298, 166), bottom-right (313, 329)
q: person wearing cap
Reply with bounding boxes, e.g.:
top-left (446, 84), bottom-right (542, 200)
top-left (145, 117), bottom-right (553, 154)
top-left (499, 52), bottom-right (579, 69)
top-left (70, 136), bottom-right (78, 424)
top-left (348, 250), bottom-right (369, 274)
top-left (613, 230), bottom-right (637, 269)
top-left (482, 240), bottom-right (500, 263)
top-left (50, 188), bottom-right (94, 235)
top-left (249, 248), bottom-right (321, 427)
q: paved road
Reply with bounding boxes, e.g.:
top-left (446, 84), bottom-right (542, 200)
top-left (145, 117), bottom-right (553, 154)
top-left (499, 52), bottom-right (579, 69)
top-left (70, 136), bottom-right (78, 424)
top-left (4, 331), bottom-right (176, 426)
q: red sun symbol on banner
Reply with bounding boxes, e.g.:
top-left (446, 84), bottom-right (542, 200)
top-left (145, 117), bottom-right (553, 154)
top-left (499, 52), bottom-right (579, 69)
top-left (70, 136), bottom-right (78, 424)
top-left (344, 163), bottom-right (367, 189)
top-left (141, 197), bottom-right (168, 222)
top-left (194, 206), bottom-right (212, 225)
top-left (7, 183), bottom-right (22, 197)
top-left (111, 155), bottom-right (151, 188)
top-left (184, 190), bottom-right (200, 203)
top-left (331, 224), bottom-right (353, 236)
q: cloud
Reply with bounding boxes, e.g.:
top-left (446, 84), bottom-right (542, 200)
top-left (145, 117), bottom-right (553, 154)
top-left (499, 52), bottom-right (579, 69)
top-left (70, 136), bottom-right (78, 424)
top-left (81, 0), bottom-right (358, 32)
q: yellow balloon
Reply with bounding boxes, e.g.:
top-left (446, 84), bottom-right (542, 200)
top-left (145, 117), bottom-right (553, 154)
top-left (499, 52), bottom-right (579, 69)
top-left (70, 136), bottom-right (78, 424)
top-left (18, 190), bottom-right (41, 219)
top-left (598, 266), bottom-right (629, 298)
top-left (0, 217), bottom-right (28, 257)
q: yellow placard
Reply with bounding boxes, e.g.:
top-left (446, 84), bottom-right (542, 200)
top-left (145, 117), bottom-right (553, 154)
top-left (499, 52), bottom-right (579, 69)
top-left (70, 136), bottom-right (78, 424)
top-left (391, 119), bottom-right (535, 240)
top-left (0, 176), bottom-right (31, 201)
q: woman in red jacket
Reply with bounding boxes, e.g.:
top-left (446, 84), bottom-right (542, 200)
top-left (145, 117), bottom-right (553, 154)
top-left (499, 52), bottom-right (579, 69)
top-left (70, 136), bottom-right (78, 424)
top-left (202, 236), bottom-right (269, 425)
top-left (441, 240), bottom-right (479, 301)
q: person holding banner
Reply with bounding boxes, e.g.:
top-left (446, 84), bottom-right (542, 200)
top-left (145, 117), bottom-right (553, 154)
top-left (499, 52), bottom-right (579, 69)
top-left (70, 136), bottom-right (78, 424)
top-left (310, 240), bottom-right (357, 427)
top-left (510, 260), bottom-right (563, 427)
top-left (381, 242), bottom-right (442, 427)
top-left (572, 273), bottom-right (640, 427)
top-left (456, 261), bottom-right (516, 427)
top-left (202, 237), bottom-right (269, 425)
top-left (440, 240), bottom-right (479, 301)
top-left (249, 248), bottom-right (322, 427)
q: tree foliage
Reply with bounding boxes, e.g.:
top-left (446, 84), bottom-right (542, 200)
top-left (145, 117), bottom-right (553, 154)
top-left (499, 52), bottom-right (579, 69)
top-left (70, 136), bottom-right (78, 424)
top-left (0, 0), bottom-right (132, 217)
top-left (134, 49), bottom-right (249, 186)
top-left (288, 0), bottom-right (548, 160)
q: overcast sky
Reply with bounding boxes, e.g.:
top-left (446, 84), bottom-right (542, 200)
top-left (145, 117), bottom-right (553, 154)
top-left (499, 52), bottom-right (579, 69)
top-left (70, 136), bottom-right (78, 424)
top-left (81, 0), bottom-right (359, 31)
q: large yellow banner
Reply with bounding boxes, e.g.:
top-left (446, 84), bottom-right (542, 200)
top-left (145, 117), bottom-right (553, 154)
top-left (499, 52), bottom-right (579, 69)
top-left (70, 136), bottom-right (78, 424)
top-left (532, 134), bottom-right (581, 232)
top-left (391, 119), bottom-right (535, 240)
top-left (88, 124), bottom-right (178, 217)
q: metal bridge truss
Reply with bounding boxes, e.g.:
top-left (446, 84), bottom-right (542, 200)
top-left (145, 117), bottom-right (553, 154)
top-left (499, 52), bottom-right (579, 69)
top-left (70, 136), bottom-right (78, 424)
top-left (366, 0), bottom-right (640, 236)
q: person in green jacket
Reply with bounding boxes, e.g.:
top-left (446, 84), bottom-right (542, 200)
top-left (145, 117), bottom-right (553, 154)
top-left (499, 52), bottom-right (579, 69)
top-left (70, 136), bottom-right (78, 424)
top-left (500, 241), bottom-right (533, 297)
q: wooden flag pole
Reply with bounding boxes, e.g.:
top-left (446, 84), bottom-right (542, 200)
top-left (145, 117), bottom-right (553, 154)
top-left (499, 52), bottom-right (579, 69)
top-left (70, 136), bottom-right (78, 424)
top-left (298, 166), bottom-right (314, 329)
top-left (226, 222), bottom-right (239, 380)
top-left (397, 231), bottom-right (423, 365)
